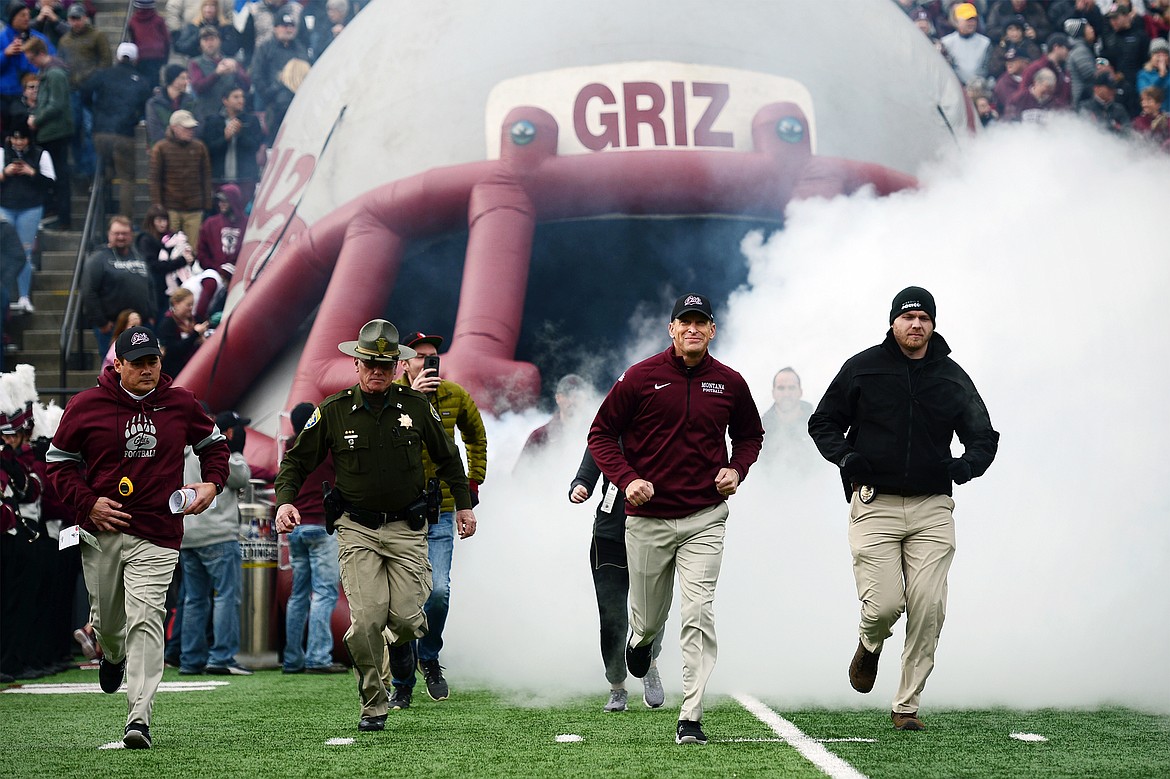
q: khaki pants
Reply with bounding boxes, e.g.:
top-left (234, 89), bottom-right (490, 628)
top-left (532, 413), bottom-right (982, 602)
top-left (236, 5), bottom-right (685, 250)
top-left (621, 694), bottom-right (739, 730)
top-left (168, 210), bottom-right (204, 244)
top-left (93, 133), bottom-right (136, 222)
top-left (626, 501), bottom-right (728, 722)
top-left (335, 514), bottom-right (431, 718)
top-left (848, 492), bottom-right (955, 714)
top-left (81, 532), bottom-right (179, 728)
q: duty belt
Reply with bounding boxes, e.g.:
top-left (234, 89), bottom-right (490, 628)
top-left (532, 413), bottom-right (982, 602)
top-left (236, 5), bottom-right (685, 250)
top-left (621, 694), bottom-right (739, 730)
top-left (341, 501), bottom-right (409, 529)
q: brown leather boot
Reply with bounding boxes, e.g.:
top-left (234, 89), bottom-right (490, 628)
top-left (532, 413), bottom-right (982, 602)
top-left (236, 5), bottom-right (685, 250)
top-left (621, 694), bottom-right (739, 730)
top-left (891, 711), bottom-right (925, 731)
top-left (848, 640), bottom-right (880, 693)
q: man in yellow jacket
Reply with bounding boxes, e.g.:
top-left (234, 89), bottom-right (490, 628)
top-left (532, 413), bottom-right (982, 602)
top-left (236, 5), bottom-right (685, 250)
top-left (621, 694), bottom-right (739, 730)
top-left (392, 329), bottom-right (488, 702)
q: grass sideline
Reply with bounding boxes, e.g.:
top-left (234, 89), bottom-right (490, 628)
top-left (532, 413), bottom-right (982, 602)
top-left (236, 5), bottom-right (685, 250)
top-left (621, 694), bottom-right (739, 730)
top-left (2, 667), bottom-right (1168, 779)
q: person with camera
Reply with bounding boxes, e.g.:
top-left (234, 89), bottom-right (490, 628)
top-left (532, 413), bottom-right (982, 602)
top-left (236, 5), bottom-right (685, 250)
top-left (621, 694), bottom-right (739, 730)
top-left (273, 319), bottom-right (476, 733)
top-left (1, 2), bottom-right (53, 129)
top-left (0, 121), bottom-right (56, 314)
top-left (389, 330), bottom-right (487, 703)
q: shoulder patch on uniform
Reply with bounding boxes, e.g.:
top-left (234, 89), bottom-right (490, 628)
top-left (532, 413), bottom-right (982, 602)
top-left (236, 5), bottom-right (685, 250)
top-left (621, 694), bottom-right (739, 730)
top-left (304, 407), bottom-right (321, 430)
top-left (430, 405), bottom-right (441, 422)
top-left (617, 371), bottom-right (626, 382)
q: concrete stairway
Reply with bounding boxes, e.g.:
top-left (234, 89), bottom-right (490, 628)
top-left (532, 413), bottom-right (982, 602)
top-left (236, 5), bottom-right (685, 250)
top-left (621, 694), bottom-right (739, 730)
top-left (5, 0), bottom-right (160, 393)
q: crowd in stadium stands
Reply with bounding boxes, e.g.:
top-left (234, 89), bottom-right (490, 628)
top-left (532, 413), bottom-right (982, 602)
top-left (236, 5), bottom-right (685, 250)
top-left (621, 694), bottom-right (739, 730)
top-left (0, 0), bottom-right (361, 331)
top-left (904, 0), bottom-right (1169, 144)
top-left (2, 0), bottom-right (1168, 322)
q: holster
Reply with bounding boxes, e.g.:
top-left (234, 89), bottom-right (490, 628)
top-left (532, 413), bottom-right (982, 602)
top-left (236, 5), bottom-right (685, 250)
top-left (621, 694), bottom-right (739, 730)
top-left (322, 481), bottom-right (343, 535)
top-left (425, 477), bottom-right (441, 525)
top-left (404, 492), bottom-right (428, 532)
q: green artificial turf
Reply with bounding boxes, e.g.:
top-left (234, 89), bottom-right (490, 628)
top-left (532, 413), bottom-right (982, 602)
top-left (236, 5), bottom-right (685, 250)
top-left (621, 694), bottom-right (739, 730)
top-left (2, 667), bottom-right (1168, 779)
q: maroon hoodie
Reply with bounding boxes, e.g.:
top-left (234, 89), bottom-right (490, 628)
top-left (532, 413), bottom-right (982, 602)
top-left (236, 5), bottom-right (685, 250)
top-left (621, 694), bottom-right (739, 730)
top-left (589, 346), bottom-right (763, 519)
top-left (196, 183), bottom-right (246, 277)
top-left (46, 367), bottom-right (229, 550)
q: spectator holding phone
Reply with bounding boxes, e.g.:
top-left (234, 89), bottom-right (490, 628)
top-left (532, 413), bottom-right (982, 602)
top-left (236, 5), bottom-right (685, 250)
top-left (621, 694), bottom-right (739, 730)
top-left (390, 330), bottom-right (488, 703)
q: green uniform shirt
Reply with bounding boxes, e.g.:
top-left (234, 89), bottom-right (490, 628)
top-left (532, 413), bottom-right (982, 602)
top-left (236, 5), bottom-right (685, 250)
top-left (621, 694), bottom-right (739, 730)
top-left (275, 383), bottom-right (472, 512)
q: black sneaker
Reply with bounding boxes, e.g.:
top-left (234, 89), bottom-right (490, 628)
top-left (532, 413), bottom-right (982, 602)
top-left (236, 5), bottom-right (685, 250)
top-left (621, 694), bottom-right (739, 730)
top-left (676, 719), bottom-right (707, 745)
top-left (388, 684), bottom-right (412, 710)
top-left (418, 659), bottom-right (449, 701)
top-left (98, 657), bottom-right (126, 693)
top-left (626, 640), bottom-right (652, 678)
top-left (358, 714), bottom-right (387, 732)
top-left (205, 661), bottom-right (253, 676)
top-left (123, 722), bottom-right (151, 749)
top-left (387, 642), bottom-right (416, 683)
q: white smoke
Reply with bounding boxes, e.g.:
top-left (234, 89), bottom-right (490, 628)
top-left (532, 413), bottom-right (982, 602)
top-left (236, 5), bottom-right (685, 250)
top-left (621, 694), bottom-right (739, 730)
top-left (446, 116), bottom-right (1170, 714)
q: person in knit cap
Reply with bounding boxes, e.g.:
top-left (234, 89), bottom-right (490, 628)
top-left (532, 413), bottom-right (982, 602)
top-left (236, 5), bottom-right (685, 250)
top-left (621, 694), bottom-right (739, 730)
top-left (809, 286), bottom-right (999, 733)
top-left (145, 63), bottom-right (196, 145)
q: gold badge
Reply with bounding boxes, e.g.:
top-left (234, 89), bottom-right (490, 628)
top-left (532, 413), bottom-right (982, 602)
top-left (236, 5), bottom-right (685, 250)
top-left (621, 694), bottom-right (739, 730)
top-left (118, 476), bottom-right (134, 497)
top-left (859, 485), bottom-right (876, 504)
top-left (399, 413), bottom-right (413, 429)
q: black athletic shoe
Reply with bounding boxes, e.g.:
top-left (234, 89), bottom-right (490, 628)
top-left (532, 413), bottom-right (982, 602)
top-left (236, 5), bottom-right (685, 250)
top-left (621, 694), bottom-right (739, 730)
top-left (676, 719), bottom-right (708, 745)
top-left (98, 657), bottom-right (126, 693)
top-left (418, 659), bottom-right (449, 701)
top-left (123, 722), bottom-right (151, 749)
top-left (387, 642), bottom-right (416, 683)
top-left (388, 684), bottom-right (412, 710)
top-left (626, 640), bottom-right (652, 678)
top-left (359, 714), bottom-right (387, 732)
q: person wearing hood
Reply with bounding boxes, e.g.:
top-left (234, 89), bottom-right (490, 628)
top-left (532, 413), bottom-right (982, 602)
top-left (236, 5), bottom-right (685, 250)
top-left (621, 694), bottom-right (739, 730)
top-left (202, 86), bottom-right (263, 207)
top-left (149, 109), bottom-right (212, 241)
top-left (47, 326), bottom-right (230, 749)
top-left (191, 184), bottom-right (243, 322)
top-left (127, 0), bottom-right (169, 87)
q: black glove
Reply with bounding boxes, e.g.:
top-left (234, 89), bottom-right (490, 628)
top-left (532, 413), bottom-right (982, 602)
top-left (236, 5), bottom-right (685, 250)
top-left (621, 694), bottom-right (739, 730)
top-left (0, 446), bottom-right (29, 496)
top-left (29, 437), bottom-right (50, 460)
top-left (839, 452), bottom-right (871, 483)
top-left (946, 457), bottom-right (972, 485)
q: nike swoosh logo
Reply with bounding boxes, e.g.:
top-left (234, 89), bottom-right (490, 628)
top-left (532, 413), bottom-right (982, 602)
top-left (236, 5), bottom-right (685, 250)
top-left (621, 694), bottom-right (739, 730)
top-left (654, 383), bottom-right (671, 390)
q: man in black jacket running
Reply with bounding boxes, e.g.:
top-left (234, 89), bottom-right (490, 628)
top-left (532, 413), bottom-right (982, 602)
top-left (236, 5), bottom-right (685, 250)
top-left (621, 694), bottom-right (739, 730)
top-left (808, 286), bottom-right (998, 732)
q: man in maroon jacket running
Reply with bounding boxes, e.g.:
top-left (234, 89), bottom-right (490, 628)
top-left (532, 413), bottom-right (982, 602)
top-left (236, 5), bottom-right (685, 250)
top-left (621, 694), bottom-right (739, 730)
top-left (588, 292), bottom-right (763, 746)
top-left (47, 326), bottom-right (229, 750)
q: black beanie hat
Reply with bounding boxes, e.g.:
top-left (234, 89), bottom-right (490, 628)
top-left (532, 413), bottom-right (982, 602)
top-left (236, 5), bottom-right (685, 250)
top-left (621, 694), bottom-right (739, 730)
top-left (163, 63), bottom-right (186, 87)
top-left (889, 286), bottom-right (936, 324)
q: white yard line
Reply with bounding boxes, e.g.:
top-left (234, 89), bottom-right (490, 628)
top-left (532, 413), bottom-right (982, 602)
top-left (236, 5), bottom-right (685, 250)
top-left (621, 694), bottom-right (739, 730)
top-left (735, 694), bottom-right (870, 779)
top-left (3, 681), bottom-right (230, 694)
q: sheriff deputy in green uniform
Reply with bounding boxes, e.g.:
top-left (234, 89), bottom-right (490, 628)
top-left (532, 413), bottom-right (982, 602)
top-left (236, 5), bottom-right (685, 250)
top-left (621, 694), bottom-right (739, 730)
top-left (274, 320), bottom-right (477, 734)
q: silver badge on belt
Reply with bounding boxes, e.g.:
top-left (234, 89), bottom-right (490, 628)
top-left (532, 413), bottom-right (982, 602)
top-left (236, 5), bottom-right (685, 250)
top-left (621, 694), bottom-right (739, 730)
top-left (859, 485), bottom-right (876, 504)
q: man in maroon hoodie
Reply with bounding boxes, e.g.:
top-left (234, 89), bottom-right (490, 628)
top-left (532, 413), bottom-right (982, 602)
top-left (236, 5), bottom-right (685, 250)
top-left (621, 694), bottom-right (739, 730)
top-left (193, 183), bottom-right (244, 321)
top-left (47, 326), bottom-right (229, 750)
top-left (588, 292), bottom-right (763, 746)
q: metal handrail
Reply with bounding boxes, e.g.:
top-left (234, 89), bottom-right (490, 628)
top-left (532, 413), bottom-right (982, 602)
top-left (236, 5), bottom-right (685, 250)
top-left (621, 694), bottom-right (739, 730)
top-left (56, 0), bottom-right (137, 400)
top-left (56, 166), bottom-right (106, 400)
